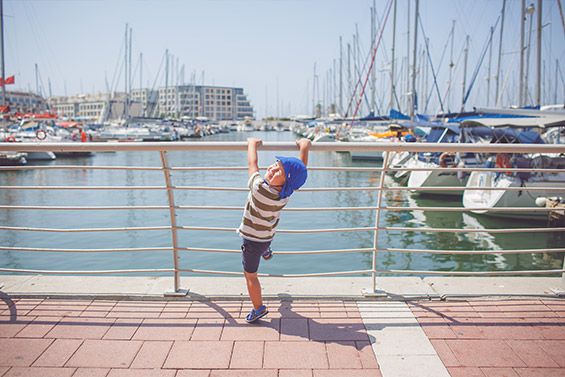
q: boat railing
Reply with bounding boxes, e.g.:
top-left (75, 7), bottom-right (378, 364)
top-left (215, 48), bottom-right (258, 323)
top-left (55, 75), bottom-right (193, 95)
top-left (0, 141), bottom-right (564, 296)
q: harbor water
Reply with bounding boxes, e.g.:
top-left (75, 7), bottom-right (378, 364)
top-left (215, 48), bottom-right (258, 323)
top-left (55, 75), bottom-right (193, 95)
top-left (1, 131), bottom-right (564, 276)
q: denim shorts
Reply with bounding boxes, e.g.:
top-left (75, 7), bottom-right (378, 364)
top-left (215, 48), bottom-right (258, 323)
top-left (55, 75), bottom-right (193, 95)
top-left (241, 238), bottom-right (271, 273)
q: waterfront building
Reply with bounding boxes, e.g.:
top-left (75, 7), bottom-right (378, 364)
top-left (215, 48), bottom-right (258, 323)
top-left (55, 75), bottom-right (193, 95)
top-left (48, 93), bottom-right (142, 122)
top-left (156, 85), bottom-right (254, 120)
top-left (47, 84), bottom-right (253, 122)
top-left (2, 91), bottom-right (47, 113)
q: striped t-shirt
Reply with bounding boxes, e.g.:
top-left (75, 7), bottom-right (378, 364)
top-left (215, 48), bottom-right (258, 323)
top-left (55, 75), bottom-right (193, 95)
top-left (237, 172), bottom-right (289, 242)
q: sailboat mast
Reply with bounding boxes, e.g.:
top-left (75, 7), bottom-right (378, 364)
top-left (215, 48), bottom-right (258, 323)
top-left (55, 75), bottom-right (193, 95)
top-left (390, 0), bottom-right (397, 110)
top-left (553, 59), bottom-right (559, 103)
top-left (525, 3), bottom-right (534, 106)
top-left (347, 43), bottom-right (351, 112)
top-left (535, 0), bottom-right (542, 107)
top-left (312, 62), bottom-right (316, 116)
top-left (35, 63), bottom-right (39, 95)
top-left (495, 0), bottom-right (506, 106)
top-left (370, 0), bottom-right (376, 113)
top-left (519, 0), bottom-right (526, 106)
top-left (0, 0), bottom-right (5, 106)
top-left (406, 0), bottom-right (411, 114)
top-left (165, 49), bottom-right (169, 117)
top-left (410, 0), bottom-right (419, 119)
top-left (486, 27), bottom-right (494, 106)
top-left (129, 27), bottom-right (132, 101)
top-left (124, 23), bottom-right (129, 119)
top-left (139, 52), bottom-right (143, 91)
top-left (339, 36), bottom-right (343, 114)
top-left (461, 35), bottom-right (469, 112)
top-left (447, 20), bottom-right (455, 112)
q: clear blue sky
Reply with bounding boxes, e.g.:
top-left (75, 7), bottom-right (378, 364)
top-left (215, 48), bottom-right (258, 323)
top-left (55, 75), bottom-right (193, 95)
top-left (5, 0), bottom-right (565, 118)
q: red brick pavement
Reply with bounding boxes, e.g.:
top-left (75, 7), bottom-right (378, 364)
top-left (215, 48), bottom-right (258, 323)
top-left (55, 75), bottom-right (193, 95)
top-left (409, 299), bottom-right (565, 377)
top-left (0, 297), bottom-right (381, 377)
top-left (1, 297), bottom-right (564, 377)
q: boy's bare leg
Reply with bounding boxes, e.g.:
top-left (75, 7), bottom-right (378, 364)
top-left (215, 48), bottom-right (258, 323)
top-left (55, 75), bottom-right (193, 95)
top-left (244, 271), bottom-right (263, 309)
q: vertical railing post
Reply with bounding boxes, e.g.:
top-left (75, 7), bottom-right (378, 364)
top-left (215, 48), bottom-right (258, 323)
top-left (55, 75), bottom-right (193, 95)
top-left (363, 148), bottom-right (391, 296)
top-left (561, 254), bottom-right (565, 288)
top-left (160, 151), bottom-right (187, 296)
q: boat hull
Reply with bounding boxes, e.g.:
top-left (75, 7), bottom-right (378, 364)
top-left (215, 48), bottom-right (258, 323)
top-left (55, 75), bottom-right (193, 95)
top-left (463, 171), bottom-right (565, 219)
top-left (407, 159), bottom-right (467, 196)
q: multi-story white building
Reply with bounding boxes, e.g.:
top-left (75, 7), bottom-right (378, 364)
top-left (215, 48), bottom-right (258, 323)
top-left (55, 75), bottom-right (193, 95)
top-left (2, 91), bottom-right (47, 113)
top-left (49, 93), bottom-right (109, 121)
top-left (48, 93), bottom-right (142, 122)
top-left (157, 85), bottom-right (254, 120)
top-left (47, 84), bottom-right (253, 122)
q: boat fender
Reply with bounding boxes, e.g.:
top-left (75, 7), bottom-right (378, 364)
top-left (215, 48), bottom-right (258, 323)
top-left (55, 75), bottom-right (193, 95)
top-left (36, 130), bottom-right (47, 140)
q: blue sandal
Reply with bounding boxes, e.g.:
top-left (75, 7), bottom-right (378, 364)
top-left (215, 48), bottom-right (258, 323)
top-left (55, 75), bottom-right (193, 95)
top-left (262, 248), bottom-right (273, 261)
top-left (246, 305), bottom-right (269, 323)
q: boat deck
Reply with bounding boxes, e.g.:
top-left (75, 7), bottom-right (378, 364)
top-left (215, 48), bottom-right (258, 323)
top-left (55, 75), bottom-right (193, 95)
top-left (1, 276), bottom-right (564, 377)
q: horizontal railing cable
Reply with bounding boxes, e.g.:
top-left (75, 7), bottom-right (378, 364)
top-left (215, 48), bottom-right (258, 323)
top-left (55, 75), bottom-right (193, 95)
top-left (384, 247), bottom-right (565, 254)
top-left (390, 186), bottom-right (565, 192)
top-left (5, 225), bottom-right (561, 234)
top-left (0, 226), bottom-right (171, 232)
top-left (0, 268), bottom-right (174, 274)
top-left (378, 269), bottom-right (565, 276)
top-left (0, 205), bottom-right (169, 210)
top-left (177, 205), bottom-right (379, 212)
top-left (2, 164), bottom-right (562, 174)
top-left (1, 141), bottom-right (564, 154)
top-left (0, 246), bottom-right (172, 253)
top-left (1, 185), bottom-right (563, 193)
top-left (177, 225), bottom-right (375, 233)
top-left (0, 185), bottom-right (166, 190)
top-left (384, 226), bottom-right (565, 233)
top-left (179, 268), bottom-right (374, 277)
top-left (180, 247), bottom-right (374, 255)
top-left (385, 206), bottom-right (558, 212)
top-left (0, 165), bottom-right (162, 171)
top-left (9, 204), bottom-right (556, 213)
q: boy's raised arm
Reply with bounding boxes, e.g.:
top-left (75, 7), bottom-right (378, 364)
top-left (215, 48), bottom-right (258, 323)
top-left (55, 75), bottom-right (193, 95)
top-left (296, 138), bottom-right (312, 166)
top-left (247, 138), bottom-right (262, 177)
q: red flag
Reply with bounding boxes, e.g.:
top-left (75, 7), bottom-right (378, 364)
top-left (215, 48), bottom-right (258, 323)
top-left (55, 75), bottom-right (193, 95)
top-left (5, 75), bottom-right (14, 84)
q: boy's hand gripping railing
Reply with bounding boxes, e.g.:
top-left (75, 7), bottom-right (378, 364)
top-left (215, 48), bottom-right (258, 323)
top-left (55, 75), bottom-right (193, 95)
top-left (159, 151), bottom-right (188, 296)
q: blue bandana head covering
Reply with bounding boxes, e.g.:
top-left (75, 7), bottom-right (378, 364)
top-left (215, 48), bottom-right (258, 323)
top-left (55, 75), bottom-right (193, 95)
top-left (274, 156), bottom-right (308, 199)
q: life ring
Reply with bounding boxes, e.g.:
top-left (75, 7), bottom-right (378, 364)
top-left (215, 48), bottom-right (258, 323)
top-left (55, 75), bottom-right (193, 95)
top-left (439, 152), bottom-right (455, 168)
top-left (36, 130), bottom-right (47, 140)
top-left (4, 135), bottom-right (16, 142)
top-left (495, 153), bottom-right (512, 175)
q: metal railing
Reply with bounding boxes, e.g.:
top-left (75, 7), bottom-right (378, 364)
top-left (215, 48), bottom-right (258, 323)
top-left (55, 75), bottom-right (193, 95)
top-left (0, 141), bottom-right (564, 295)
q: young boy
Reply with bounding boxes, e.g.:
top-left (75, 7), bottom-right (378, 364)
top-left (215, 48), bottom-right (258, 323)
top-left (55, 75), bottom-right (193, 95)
top-left (237, 137), bottom-right (311, 323)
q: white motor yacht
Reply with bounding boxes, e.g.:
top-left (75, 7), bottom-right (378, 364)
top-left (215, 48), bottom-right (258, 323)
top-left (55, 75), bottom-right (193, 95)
top-left (463, 153), bottom-right (565, 219)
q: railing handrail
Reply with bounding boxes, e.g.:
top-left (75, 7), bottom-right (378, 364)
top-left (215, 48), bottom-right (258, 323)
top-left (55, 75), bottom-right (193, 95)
top-left (1, 141), bottom-right (564, 153)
